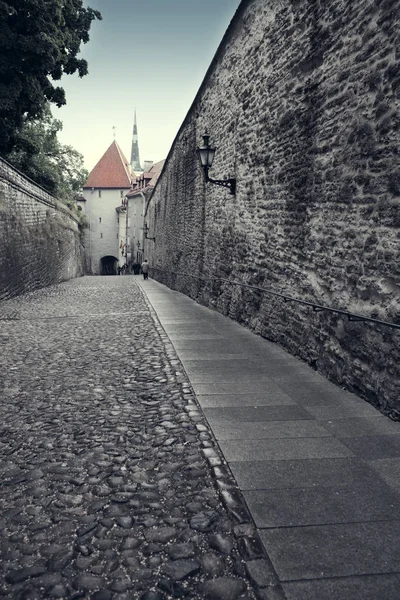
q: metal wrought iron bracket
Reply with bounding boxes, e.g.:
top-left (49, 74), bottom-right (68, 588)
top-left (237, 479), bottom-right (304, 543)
top-left (207, 175), bottom-right (236, 195)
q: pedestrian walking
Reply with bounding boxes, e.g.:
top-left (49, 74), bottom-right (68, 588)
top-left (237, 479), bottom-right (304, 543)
top-left (141, 259), bottom-right (149, 280)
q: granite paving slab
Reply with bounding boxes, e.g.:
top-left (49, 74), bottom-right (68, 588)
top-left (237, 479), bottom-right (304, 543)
top-left (260, 520), bottom-right (400, 580)
top-left (229, 458), bottom-right (384, 490)
top-left (283, 574), bottom-right (400, 600)
top-left (181, 357), bottom-right (256, 365)
top-left (203, 405), bottom-right (313, 420)
top-left (321, 416), bottom-right (400, 437)
top-left (170, 339), bottom-right (244, 351)
top-left (303, 402), bottom-right (382, 419)
top-left (182, 363), bottom-right (286, 374)
top-left (178, 352), bottom-right (249, 360)
top-left (192, 381), bottom-right (288, 395)
top-left (186, 372), bottom-right (277, 384)
top-left (339, 434), bottom-right (400, 459)
top-left (198, 393), bottom-right (296, 408)
top-left (180, 359), bottom-right (262, 371)
top-left (243, 479), bottom-right (399, 527)
top-left (207, 419), bottom-right (331, 440)
top-left (167, 333), bottom-right (225, 340)
top-left (217, 437), bottom-right (354, 461)
top-left (273, 377), bottom-right (366, 405)
top-left (368, 457), bottom-right (400, 492)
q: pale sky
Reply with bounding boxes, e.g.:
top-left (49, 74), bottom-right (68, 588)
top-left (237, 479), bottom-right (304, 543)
top-left (53, 0), bottom-right (241, 172)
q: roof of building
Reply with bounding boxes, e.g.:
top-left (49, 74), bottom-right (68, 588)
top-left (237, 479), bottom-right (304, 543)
top-left (83, 141), bottom-right (133, 189)
top-left (126, 159), bottom-right (166, 197)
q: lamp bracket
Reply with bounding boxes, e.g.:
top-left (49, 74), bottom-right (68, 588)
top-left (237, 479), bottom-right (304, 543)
top-left (207, 175), bottom-right (236, 195)
top-left (203, 167), bottom-right (236, 195)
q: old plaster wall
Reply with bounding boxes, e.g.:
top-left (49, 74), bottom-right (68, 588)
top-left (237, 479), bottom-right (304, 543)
top-left (146, 0), bottom-right (400, 416)
top-left (81, 187), bottom-right (131, 275)
top-left (0, 159), bottom-right (84, 301)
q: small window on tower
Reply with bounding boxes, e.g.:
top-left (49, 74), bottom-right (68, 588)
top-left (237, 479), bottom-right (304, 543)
top-left (100, 233), bottom-right (103, 238)
top-left (98, 190), bottom-right (102, 198)
top-left (99, 217), bottom-right (101, 223)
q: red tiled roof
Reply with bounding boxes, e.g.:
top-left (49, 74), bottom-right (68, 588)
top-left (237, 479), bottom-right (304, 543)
top-left (83, 141), bottom-right (133, 189)
top-left (126, 160), bottom-right (165, 197)
top-left (147, 159), bottom-right (165, 187)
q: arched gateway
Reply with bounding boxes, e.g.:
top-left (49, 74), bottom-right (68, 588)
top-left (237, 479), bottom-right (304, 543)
top-left (100, 256), bottom-right (118, 275)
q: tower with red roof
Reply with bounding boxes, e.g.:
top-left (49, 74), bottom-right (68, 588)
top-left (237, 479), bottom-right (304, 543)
top-left (80, 141), bottom-right (134, 275)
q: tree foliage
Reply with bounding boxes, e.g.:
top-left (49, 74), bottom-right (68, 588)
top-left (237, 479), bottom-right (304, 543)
top-left (5, 104), bottom-right (88, 203)
top-left (0, 0), bottom-right (101, 153)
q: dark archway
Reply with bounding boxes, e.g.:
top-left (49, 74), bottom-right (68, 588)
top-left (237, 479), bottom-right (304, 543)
top-left (101, 255), bottom-right (118, 275)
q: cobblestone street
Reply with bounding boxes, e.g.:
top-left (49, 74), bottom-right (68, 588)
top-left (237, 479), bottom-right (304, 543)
top-left (0, 277), bottom-right (260, 600)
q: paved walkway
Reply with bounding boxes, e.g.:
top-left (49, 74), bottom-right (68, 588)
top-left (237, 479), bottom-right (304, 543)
top-left (139, 277), bottom-right (400, 600)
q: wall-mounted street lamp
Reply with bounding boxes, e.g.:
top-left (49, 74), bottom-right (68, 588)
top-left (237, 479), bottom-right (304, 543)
top-left (196, 130), bottom-right (236, 195)
top-left (144, 222), bottom-right (155, 242)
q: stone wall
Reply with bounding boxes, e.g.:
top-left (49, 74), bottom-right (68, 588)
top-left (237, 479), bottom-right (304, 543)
top-left (146, 0), bottom-right (400, 417)
top-left (0, 158), bottom-right (84, 301)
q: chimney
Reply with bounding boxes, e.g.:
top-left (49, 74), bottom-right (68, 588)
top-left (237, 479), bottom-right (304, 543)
top-left (143, 160), bottom-right (153, 172)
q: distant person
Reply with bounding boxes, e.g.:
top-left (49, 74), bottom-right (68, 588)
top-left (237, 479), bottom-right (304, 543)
top-left (141, 259), bottom-right (149, 280)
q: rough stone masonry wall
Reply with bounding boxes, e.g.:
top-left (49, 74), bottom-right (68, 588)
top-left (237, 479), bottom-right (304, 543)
top-left (0, 159), bottom-right (84, 301)
top-left (147, 0), bottom-right (400, 417)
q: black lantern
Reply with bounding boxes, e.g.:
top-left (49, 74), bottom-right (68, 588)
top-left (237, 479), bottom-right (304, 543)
top-left (196, 130), bottom-right (236, 195)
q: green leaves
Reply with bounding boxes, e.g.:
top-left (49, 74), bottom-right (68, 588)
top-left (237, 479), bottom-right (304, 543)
top-left (4, 104), bottom-right (89, 203)
top-left (0, 0), bottom-right (101, 153)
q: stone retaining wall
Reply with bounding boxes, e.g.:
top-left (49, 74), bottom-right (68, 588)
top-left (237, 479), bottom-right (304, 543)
top-left (0, 158), bottom-right (84, 301)
top-left (146, 0), bottom-right (400, 417)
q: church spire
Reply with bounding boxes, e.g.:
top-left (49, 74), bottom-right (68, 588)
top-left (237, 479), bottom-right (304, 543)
top-left (130, 108), bottom-right (143, 174)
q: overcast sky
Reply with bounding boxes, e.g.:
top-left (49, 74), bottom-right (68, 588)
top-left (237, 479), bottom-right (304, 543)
top-left (54, 0), bottom-right (241, 171)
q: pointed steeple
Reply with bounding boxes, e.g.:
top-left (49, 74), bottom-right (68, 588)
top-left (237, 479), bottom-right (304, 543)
top-left (130, 108), bottom-right (143, 174)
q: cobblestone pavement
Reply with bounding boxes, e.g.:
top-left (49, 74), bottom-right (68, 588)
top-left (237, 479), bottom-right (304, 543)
top-left (0, 277), bottom-right (265, 600)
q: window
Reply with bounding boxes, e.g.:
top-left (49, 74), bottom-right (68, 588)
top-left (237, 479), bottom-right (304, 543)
top-left (99, 217), bottom-right (101, 223)
top-left (120, 190), bottom-right (124, 198)
top-left (100, 233), bottom-right (103, 238)
top-left (117, 233), bottom-right (119, 238)
top-left (98, 190), bottom-right (102, 198)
